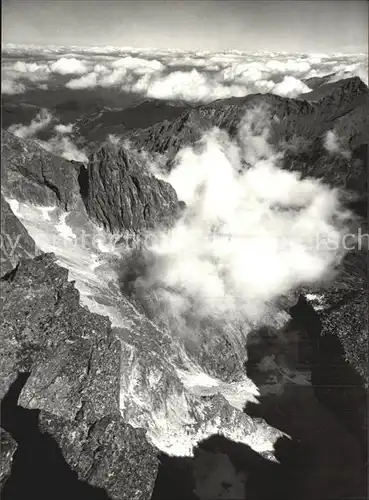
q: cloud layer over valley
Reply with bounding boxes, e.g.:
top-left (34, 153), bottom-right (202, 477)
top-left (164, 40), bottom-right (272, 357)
top-left (2, 44), bottom-right (368, 102)
top-left (119, 106), bottom-right (353, 381)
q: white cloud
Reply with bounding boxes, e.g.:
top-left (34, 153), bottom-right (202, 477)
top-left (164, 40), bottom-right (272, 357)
top-left (327, 62), bottom-right (369, 85)
top-left (324, 130), bottom-right (340, 153)
top-left (37, 135), bottom-right (88, 162)
top-left (3, 62), bottom-right (50, 85)
top-left (8, 109), bottom-right (53, 138)
top-left (7, 109), bottom-right (87, 162)
top-left (37, 121), bottom-right (88, 161)
top-left (1, 78), bottom-right (26, 95)
top-left (265, 59), bottom-right (311, 74)
top-left (144, 68), bottom-right (241, 102)
top-left (165, 55), bottom-right (220, 70)
top-left (2, 45), bottom-right (367, 102)
top-left (54, 123), bottom-right (74, 134)
top-left (131, 68), bottom-right (311, 101)
top-left (273, 76), bottom-right (311, 97)
top-left (59, 50), bottom-right (317, 101)
top-left (123, 106), bottom-right (351, 365)
top-left (98, 66), bottom-right (128, 87)
top-left (222, 61), bottom-right (265, 83)
top-left (66, 71), bottom-right (98, 89)
top-left (50, 57), bottom-right (89, 75)
top-left (12, 61), bottom-right (51, 73)
top-left (107, 133), bottom-right (122, 145)
top-left (324, 130), bottom-right (351, 159)
top-left (111, 56), bottom-right (164, 72)
top-left (93, 63), bottom-right (110, 74)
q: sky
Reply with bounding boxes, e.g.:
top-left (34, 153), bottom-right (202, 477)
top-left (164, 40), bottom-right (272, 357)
top-left (2, 0), bottom-right (368, 53)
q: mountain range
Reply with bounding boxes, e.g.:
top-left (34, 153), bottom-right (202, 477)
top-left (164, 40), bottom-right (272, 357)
top-left (1, 76), bottom-right (368, 500)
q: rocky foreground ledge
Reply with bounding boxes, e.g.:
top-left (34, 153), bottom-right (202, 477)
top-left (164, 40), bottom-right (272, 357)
top-left (0, 253), bottom-right (158, 500)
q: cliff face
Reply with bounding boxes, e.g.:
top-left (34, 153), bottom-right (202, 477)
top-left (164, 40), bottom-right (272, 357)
top-left (81, 146), bottom-right (180, 233)
top-left (1, 129), bottom-right (181, 235)
top-left (0, 254), bottom-right (158, 499)
top-left (1, 131), bottom-right (82, 210)
top-left (1, 194), bottom-right (38, 276)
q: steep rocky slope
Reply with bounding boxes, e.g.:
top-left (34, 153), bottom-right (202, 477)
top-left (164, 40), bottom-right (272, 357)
top-left (1, 130), bottom-right (82, 210)
top-left (1, 194), bottom-right (38, 275)
top-left (0, 132), bottom-right (174, 498)
top-left (80, 145), bottom-right (180, 233)
top-left (0, 254), bottom-right (158, 499)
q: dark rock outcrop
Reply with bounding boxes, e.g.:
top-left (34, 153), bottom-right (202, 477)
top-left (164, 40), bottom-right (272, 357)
top-left (1, 373), bottom-right (112, 500)
top-left (302, 242), bottom-right (368, 382)
top-left (81, 146), bottom-right (180, 233)
top-left (0, 194), bottom-right (38, 276)
top-left (0, 254), bottom-right (158, 499)
top-left (281, 141), bottom-right (368, 198)
top-left (1, 130), bottom-right (82, 210)
top-left (124, 108), bottom-right (208, 158)
top-left (1, 129), bottom-right (182, 243)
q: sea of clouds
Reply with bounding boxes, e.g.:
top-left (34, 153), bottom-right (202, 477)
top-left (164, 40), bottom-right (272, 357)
top-left (2, 44), bottom-right (368, 102)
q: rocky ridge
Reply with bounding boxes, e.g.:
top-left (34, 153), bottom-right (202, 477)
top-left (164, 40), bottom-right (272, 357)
top-left (80, 145), bottom-right (180, 233)
top-left (1, 254), bottom-right (158, 499)
top-left (125, 77), bottom-right (369, 159)
top-left (1, 130), bottom-right (82, 210)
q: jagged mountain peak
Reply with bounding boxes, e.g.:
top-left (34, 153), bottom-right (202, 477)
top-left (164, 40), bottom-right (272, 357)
top-left (81, 140), bottom-right (180, 233)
